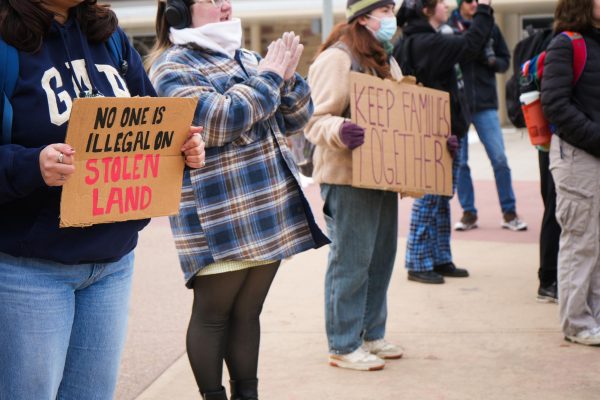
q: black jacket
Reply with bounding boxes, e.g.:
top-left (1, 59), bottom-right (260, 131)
top-left (448, 13), bottom-right (510, 113)
top-left (541, 29), bottom-right (600, 157)
top-left (399, 4), bottom-right (494, 137)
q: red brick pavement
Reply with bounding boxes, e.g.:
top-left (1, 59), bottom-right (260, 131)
top-left (302, 180), bottom-right (542, 244)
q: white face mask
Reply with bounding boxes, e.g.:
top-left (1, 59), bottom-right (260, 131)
top-left (169, 18), bottom-right (242, 58)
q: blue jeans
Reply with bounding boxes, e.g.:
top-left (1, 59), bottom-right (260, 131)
top-left (0, 251), bottom-right (134, 400)
top-left (457, 109), bottom-right (516, 215)
top-left (321, 184), bottom-right (397, 354)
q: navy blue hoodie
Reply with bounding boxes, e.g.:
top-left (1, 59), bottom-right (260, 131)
top-left (0, 16), bottom-right (157, 264)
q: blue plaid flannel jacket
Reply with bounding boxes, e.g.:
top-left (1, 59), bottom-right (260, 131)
top-left (150, 45), bottom-right (329, 285)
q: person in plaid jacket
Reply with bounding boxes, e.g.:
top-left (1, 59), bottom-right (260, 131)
top-left (148, 1), bottom-right (328, 399)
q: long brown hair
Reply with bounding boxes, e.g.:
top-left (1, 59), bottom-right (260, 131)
top-left (0, 0), bottom-right (118, 53)
top-left (145, 1), bottom-right (172, 71)
top-left (316, 19), bottom-right (392, 79)
top-left (554, 0), bottom-right (595, 33)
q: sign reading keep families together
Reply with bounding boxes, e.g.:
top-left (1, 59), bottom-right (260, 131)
top-left (349, 72), bottom-right (453, 197)
top-left (60, 97), bottom-right (197, 227)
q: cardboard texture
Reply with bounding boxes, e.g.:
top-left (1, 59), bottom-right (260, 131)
top-left (60, 97), bottom-right (197, 227)
top-left (349, 72), bottom-right (453, 197)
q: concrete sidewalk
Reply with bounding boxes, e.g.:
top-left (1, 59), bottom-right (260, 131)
top-left (117, 131), bottom-right (600, 400)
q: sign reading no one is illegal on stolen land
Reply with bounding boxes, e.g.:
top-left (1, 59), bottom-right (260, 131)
top-left (60, 96), bottom-right (197, 228)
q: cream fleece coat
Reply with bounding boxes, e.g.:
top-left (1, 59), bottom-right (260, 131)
top-left (305, 46), bottom-right (403, 185)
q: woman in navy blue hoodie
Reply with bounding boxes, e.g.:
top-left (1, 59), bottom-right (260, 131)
top-left (0, 1), bottom-right (205, 399)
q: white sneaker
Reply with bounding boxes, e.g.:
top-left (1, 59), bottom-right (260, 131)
top-left (328, 347), bottom-right (385, 371)
top-left (362, 339), bottom-right (404, 359)
top-left (454, 212), bottom-right (478, 231)
top-left (501, 212), bottom-right (527, 231)
top-left (565, 328), bottom-right (600, 346)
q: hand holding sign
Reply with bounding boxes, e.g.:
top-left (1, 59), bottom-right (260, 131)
top-left (181, 126), bottom-right (206, 169)
top-left (40, 144), bottom-right (76, 186)
top-left (446, 135), bottom-right (459, 158)
top-left (60, 97), bottom-right (197, 227)
top-left (340, 121), bottom-right (365, 150)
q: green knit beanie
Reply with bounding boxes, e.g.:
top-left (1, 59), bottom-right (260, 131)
top-left (346, 0), bottom-right (395, 22)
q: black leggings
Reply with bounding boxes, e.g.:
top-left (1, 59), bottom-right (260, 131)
top-left (187, 261), bottom-right (280, 393)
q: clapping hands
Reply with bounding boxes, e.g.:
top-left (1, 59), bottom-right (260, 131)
top-left (257, 32), bottom-right (304, 81)
top-left (282, 32), bottom-right (303, 81)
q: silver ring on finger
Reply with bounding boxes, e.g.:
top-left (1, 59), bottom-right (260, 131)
top-left (59, 174), bottom-right (66, 181)
top-left (201, 160), bottom-right (206, 167)
top-left (58, 152), bottom-right (64, 164)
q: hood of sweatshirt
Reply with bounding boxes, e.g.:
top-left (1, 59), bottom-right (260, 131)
top-left (402, 18), bottom-right (436, 37)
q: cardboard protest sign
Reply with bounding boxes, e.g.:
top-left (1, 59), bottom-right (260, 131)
top-left (350, 72), bottom-right (453, 197)
top-left (60, 97), bottom-right (197, 227)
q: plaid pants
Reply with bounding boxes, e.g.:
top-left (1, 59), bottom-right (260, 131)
top-left (405, 153), bottom-right (460, 271)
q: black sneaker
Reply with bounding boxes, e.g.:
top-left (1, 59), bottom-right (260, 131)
top-left (407, 270), bottom-right (445, 284)
top-left (537, 282), bottom-right (558, 303)
top-left (433, 262), bottom-right (469, 278)
top-left (455, 211), bottom-right (478, 231)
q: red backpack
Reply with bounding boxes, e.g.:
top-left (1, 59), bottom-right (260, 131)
top-left (519, 31), bottom-right (587, 147)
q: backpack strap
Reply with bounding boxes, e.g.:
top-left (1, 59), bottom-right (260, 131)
top-left (562, 31), bottom-right (586, 85)
top-left (329, 41), bottom-right (363, 73)
top-left (0, 38), bottom-right (18, 145)
top-left (329, 42), bottom-right (364, 119)
top-left (106, 30), bottom-right (128, 77)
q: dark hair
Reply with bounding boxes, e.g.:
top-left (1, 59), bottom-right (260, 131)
top-left (396, 0), bottom-right (438, 27)
top-left (315, 20), bottom-right (392, 79)
top-left (146, 1), bottom-right (172, 70)
top-left (554, 0), bottom-right (595, 33)
top-left (0, 0), bottom-right (118, 53)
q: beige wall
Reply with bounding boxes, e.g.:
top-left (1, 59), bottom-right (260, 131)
top-left (241, 17), bottom-right (346, 77)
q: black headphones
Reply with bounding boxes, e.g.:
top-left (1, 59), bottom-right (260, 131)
top-left (165, 0), bottom-right (192, 30)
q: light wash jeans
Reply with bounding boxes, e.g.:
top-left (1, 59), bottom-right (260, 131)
top-left (457, 109), bottom-right (516, 215)
top-left (0, 251), bottom-right (134, 400)
top-left (321, 184), bottom-right (397, 354)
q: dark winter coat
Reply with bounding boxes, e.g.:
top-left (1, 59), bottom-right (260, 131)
top-left (448, 11), bottom-right (510, 113)
top-left (541, 29), bottom-right (600, 157)
top-left (399, 4), bottom-right (494, 137)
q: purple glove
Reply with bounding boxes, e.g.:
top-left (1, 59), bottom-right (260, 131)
top-left (447, 135), bottom-right (459, 158)
top-left (340, 121), bottom-right (365, 150)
